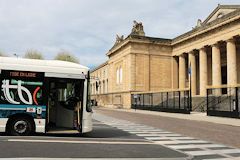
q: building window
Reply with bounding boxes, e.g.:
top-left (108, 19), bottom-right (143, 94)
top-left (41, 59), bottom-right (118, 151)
top-left (120, 67), bottom-right (122, 84)
top-left (103, 80), bottom-right (105, 93)
top-left (116, 68), bottom-right (119, 84)
top-left (106, 79), bottom-right (108, 93)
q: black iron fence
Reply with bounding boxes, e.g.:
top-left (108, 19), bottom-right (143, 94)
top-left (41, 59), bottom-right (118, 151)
top-left (207, 85), bottom-right (240, 118)
top-left (131, 89), bottom-right (191, 114)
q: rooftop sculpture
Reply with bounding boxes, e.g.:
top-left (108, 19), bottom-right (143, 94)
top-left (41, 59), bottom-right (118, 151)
top-left (130, 20), bottom-right (145, 36)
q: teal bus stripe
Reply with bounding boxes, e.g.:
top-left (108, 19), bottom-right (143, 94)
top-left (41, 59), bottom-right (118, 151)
top-left (0, 104), bottom-right (46, 110)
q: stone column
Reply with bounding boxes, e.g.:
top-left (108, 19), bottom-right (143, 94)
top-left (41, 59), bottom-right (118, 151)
top-left (226, 38), bottom-right (237, 85)
top-left (179, 54), bottom-right (186, 89)
top-left (189, 51), bottom-right (196, 95)
top-left (212, 43), bottom-right (221, 95)
top-left (199, 48), bottom-right (208, 96)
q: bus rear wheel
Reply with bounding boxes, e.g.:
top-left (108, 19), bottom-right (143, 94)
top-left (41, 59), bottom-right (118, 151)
top-left (8, 117), bottom-right (34, 136)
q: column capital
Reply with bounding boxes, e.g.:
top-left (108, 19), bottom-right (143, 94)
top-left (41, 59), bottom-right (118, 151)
top-left (211, 43), bottom-right (219, 48)
top-left (199, 47), bottom-right (206, 52)
top-left (226, 37), bottom-right (235, 43)
top-left (179, 53), bottom-right (185, 57)
top-left (189, 50), bottom-right (195, 55)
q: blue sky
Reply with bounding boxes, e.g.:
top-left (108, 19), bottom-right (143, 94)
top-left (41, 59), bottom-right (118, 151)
top-left (0, 0), bottom-right (239, 69)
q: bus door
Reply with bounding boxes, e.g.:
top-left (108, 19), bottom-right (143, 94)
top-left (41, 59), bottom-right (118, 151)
top-left (46, 78), bottom-right (84, 132)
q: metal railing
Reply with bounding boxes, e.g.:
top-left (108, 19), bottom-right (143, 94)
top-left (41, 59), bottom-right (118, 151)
top-left (206, 85), bottom-right (240, 118)
top-left (131, 88), bottom-right (191, 114)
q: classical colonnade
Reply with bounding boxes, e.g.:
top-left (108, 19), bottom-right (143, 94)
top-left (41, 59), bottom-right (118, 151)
top-left (178, 37), bottom-right (238, 96)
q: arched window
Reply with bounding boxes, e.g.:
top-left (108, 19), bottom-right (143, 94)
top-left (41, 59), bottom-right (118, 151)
top-left (120, 67), bottom-right (123, 84)
top-left (116, 68), bottom-right (119, 84)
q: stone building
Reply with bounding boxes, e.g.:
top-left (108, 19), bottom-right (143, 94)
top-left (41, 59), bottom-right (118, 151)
top-left (91, 5), bottom-right (240, 109)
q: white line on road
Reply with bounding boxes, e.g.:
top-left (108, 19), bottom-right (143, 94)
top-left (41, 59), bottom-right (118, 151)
top-left (7, 139), bottom-right (154, 145)
top-left (184, 150), bottom-right (216, 156)
top-left (0, 158), bottom-right (191, 160)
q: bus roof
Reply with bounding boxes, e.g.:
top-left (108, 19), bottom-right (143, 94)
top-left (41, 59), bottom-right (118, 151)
top-left (0, 57), bottom-right (89, 79)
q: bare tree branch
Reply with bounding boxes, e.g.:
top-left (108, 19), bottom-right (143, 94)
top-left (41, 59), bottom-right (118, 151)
top-left (24, 49), bottom-right (44, 59)
top-left (54, 51), bottom-right (79, 63)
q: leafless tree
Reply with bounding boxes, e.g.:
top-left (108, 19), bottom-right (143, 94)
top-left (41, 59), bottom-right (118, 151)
top-left (0, 51), bottom-right (8, 57)
top-left (54, 50), bottom-right (79, 63)
top-left (24, 49), bottom-right (44, 59)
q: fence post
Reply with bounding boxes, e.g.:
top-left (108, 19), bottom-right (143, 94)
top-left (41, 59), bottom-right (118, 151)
top-left (173, 91), bottom-right (175, 109)
top-left (135, 95), bottom-right (137, 111)
top-left (235, 87), bottom-right (238, 113)
top-left (184, 91), bottom-right (186, 110)
top-left (190, 90), bottom-right (192, 111)
top-left (207, 89), bottom-right (209, 115)
top-left (151, 93), bottom-right (153, 108)
top-left (161, 92), bottom-right (163, 108)
top-left (179, 91), bottom-right (181, 109)
top-left (143, 94), bottom-right (145, 109)
top-left (186, 91), bottom-right (189, 111)
top-left (167, 92), bottom-right (169, 109)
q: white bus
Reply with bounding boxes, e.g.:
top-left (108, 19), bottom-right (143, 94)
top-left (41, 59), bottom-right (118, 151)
top-left (0, 57), bottom-right (92, 136)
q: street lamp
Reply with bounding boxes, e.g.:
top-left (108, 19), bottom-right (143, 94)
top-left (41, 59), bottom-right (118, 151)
top-left (13, 53), bottom-right (19, 58)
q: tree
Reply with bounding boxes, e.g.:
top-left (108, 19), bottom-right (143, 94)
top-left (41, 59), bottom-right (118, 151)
top-left (0, 51), bottom-right (7, 57)
top-left (24, 49), bottom-right (44, 59)
top-left (54, 51), bottom-right (79, 63)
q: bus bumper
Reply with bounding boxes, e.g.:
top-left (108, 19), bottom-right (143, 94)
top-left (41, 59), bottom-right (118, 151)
top-left (82, 119), bottom-right (92, 133)
top-left (0, 118), bottom-right (8, 132)
top-left (34, 119), bottom-right (46, 133)
top-left (82, 111), bottom-right (93, 133)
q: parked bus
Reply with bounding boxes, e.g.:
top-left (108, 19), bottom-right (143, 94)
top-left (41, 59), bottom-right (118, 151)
top-left (0, 57), bottom-right (92, 136)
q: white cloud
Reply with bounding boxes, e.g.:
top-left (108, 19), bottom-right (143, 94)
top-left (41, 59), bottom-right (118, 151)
top-left (0, 0), bottom-right (239, 67)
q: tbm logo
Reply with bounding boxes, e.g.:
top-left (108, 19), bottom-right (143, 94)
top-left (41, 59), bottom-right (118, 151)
top-left (2, 80), bottom-right (40, 105)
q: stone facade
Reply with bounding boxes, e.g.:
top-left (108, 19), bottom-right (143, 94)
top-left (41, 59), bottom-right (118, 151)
top-left (91, 5), bottom-right (240, 109)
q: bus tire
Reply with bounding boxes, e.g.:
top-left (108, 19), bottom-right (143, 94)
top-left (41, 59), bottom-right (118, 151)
top-left (7, 117), bottom-right (34, 136)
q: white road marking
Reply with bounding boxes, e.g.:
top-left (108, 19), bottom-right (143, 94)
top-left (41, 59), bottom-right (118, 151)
top-left (215, 149), bottom-right (240, 154)
top-left (7, 139), bottom-right (153, 145)
top-left (0, 158), bottom-right (191, 160)
top-left (167, 145), bottom-right (197, 149)
top-left (203, 158), bottom-right (237, 160)
top-left (184, 150), bottom-right (216, 156)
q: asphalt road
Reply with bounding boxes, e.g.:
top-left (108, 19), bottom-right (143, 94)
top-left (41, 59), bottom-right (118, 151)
top-left (95, 108), bottom-right (240, 148)
top-left (93, 108), bottom-right (240, 160)
top-left (0, 119), bottom-right (189, 159)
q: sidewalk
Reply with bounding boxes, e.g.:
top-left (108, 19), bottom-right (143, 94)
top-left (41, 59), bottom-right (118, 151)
top-left (95, 107), bottom-right (240, 127)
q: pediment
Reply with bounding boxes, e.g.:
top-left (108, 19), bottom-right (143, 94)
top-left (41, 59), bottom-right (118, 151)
top-left (203, 5), bottom-right (240, 24)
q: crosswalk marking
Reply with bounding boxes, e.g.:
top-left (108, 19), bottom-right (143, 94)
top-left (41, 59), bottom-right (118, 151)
top-left (216, 149), bottom-right (240, 154)
top-left (93, 113), bottom-right (240, 160)
top-left (168, 145), bottom-right (198, 149)
top-left (184, 150), bottom-right (216, 156)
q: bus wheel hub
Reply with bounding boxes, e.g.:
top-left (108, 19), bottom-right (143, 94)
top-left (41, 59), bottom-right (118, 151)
top-left (14, 121), bottom-right (27, 133)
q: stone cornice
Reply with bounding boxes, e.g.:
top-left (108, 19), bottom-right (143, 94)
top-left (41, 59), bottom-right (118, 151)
top-left (107, 8), bottom-right (240, 57)
top-left (203, 5), bottom-right (240, 24)
top-left (106, 35), bottom-right (172, 57)
top-left (172, 8), bottom-right (240, 44)
top-left (90, 61), bottom-right (108, 73)
top-left (93, 6), bottom-right (240, 72)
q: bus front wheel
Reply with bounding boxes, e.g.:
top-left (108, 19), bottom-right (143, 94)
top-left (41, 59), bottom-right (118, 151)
top-left (7, 117), bottom-right (34, 136)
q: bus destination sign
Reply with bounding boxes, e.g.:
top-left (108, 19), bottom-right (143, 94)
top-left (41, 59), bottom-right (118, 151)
top-left (1, 70), bottom-right (44, 79)
top-left (10, 71), bottom-right (37, 78)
